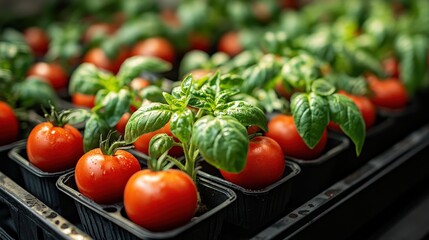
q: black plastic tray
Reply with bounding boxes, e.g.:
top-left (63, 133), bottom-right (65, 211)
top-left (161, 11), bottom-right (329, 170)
top-left (8, 143), bottom-right (78, 221)
top-left (253, 123), bottom-right (429, 240)
top-left (57, 172), bottom-right (236, 240)
top-left (197, 161), bottom-right (300, 233)
top-left (0, 171), bottom-right (91, 240)
top-left (287, 133), bottom-right (350, 207)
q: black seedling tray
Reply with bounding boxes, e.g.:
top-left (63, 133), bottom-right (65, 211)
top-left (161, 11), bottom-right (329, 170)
top-left (253, 123), bottom-right (429, 240)
top-left (8, 143), bottom-right (78, 221)
top-left (0, 170), bottom-right (91, 240)
top-left (197, 161), bottom-right (300, 233)
top-left (287, 134), bottom-right (350, 207)
top-left (57, 172), bottom-right (236, 240)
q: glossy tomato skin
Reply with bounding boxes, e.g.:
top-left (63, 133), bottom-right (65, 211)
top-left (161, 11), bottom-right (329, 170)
top-left (134, 122), bottom-right (183, 157)
top-left (75, 149), bottom-right (141, 204)
top-left (367, 76), bottom-right (408, 109)
top-left (130, 37), bottom-right (176, 64)
top-left (338, 90), bottom-right (376, 129)
top-left (266, 114), bottom-right (327, 160)
top-left (115, 112), bottom-right (131, 136)
top-left (382, 57), bottom-right (399, 78)
top-left (217, 31), bottom-right (242, 57)
top-left (71, 93), bottom-right (96, 108)
top-left (27, 122), bottom-right (83, 172)
top-left (0, 101), bottom-right (19, 146)
top-left (124, 169), bottom-right (198, 231)
top-left (28, 62), bottom-right (68, 91)
top-left (83, 47), bottom-right (128, 74)
top-left (220, 136), bottom-right (285, 189)
top-left (23, 27), bottom-right (49, 57)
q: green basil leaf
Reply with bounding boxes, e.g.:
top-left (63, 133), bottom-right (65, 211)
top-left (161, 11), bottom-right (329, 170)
top-left (149, 133), bottom-right (174, 160)
top-left (395, 34), bottom-right (428, 95)
top-left (0, 41), bottom-right (32, 79)
top-left (139, 85), bottom-right (165, 103)
top-left (282, 54), bottom-right (322, 90)
top-left (215, 101), bottom-right (268, 132)
top-left (192, 115), bottom-right (248, 173)
top-left (311, 79), bottom-right (336, 96)
top-left (328, 93), bottom-right (365, 155)
top-left (96, 89), bottom-right (131, 127)
top-left (179, 50), bottom-right (210, 77)
top-left (170, 109), bottom-right (194, 143)
top-left (117, 56), bottom-right (171, 85)
top-left (241, 62), bottom-right (278, 94)
top-left (69, 63), bottom-right (108, 95)
top-left (83, 114), bottom-right (112, 152)
top-left (291, 92), bottom-right (329, 149)
top-left (15, 77), bottom-right (59, 109)
top-left (124, 103), bottom-right (172, 143)
top-left (180, 74), bottom-right (193, 97)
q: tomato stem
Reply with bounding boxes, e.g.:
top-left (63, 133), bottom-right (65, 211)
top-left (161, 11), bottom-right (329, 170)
top-left (42, 103), bottom-right (70, 127)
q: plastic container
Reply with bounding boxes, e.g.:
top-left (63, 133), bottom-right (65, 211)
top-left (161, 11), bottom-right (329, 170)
top-left (287, 133), bottom-right (350, 207)
top-left (0, 171), bottom-right (91, 240)
top-left (254, 123), bottom-right (429, 240)
top-left (0, 110), bottom-right (44, 185)
top-left (7, 143), bottom-right (78, 221)
top-left (197, 161), bottom-right (300, 232)
top-left (57, 171), bottom-right (236, 240)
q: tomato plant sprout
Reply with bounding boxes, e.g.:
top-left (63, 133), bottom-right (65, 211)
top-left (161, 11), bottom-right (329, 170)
top-left (125, 72), bottom-right (268, 183)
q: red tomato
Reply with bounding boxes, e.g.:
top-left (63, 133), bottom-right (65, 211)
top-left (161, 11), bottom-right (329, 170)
top-left (0, 101), bottom-right (19, 146)
top-left (27, 62), bottom-right (68, 91)
top-left (189, 69), bottom-right (213, 81)
top-left (130, 77), bottom-right (151, 91)
top-left (133, 122), bottom-right (183, 157)
top-left (188, 32), bottom-right (211, 52)
top-left (83, 47), bottom-right (128, 74)
top-left (247, 125), bottom-right (262, 135)
top-left (75, 148), bottom-right (141, 204)
top-left (337, 90), bottom-right (376, 129)
top-left (115, 112), bottom-right (131, 136)
top-left (27, 122), bottom-right (83, 172)
top-left (382, 57), bottom-right (399, 78)
top-left (275, 81), bottom-right (294, 100)
top-left (367, 76), bottom-right (408, 109)
top-left (220, 136), bottom-right (285, 189)
top-left (266, 114), bottom-right (327, 159)
top-left (161, 9), bottom-right (181, 28)
top-left (124, 169), bottom-right (197, 231)
top-left (71, 93), bottom-right (96, 108)
top-left (23, 27), bottom-right (49, 57)
top-left (217, 31), bottom-right (243, 57)
top-left (130, 37), bottom-right (176, 64)
top-left (83, 22), bottom-right (117, 44)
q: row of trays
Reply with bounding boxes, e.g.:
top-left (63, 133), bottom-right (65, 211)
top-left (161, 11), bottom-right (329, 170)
top-left (0, 92), bottom-right (428, 239)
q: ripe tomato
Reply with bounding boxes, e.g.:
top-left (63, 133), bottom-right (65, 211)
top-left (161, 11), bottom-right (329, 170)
top-left (220, 136), bottom-right (285, 189)
top-left (71, 93), bottom-right (96, 108)
top-left (337, 90), bottom-right (376, 129)
top-left (134, 122), bottom-right (183, 157)
top-left (130, 77), bottom-right (151, 91)
top-left (188, 32), bottom-right (211, 52)
top-left (27, 62), bottom-right (68, 91)
top-left (217, 31), bottom-right (243, 57)
top-left (367, 76), bottom-right (408, 109)
top-left (83, 22), bottom-right (117, 44)
top-left (130, 37), bottom-right (176, 64)
top-left (382, 57), bottom-right (399, 78)
top-left (23, 27), bottom-right (49, 57)
top-left (124, 169), bottom-right (197, 231)
top-left (0, 101), bottom-right (19, 146)
top-left (83, 47), bottom-right (128, 74)
top-left (27, 122), bottom-right (83, 172)
top-left (75, 148), bottom-right (141, 204)
top-left (115, 112), bottom-right (131, 136)
top-left (266, 114), bottom-right (327, 159)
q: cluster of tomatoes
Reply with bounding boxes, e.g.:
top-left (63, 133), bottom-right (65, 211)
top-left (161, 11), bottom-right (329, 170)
top-left (0, 0), bottom-right (421, 234)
